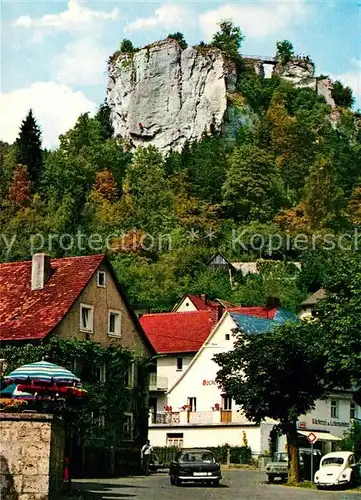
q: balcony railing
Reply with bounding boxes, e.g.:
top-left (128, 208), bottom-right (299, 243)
top-left (149, 374), bottom-right (168, 391)
top-left (149, 410), bottom-right (251, 426)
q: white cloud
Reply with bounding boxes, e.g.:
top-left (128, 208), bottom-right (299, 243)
top-left (0, 82), bottom-right (97, 148)
top-left (198, 1), bottom-right (310, 40)
top-left (125, 4), bottom-right (190, 32)
top-left (52, 38), bottom-right (108, 86)
top-left (14, 0), bottom-right (118, 33)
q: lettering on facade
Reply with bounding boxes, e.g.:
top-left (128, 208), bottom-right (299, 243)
top-left (202, 380), bottom-right (217, 386)
top-left (311, 418), bottom-right (350, 428)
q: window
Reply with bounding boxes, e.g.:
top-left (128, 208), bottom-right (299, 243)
top-left (167, 433), bottom-right (183, 447)
top-left (97, 271), bottom-right (106, 288)
top-left (80, 304), bottom-right (94, 332)
top-left (96, 364), bottom-right (106, 383)
top-left (222, 394), bottom-right (232, 410)
top-left (187, 397), bottom-right (196, 412)
top-left (124, 362), bottom-right (135, 388)
top-left (331, 400), bottom-right (338, 418)
top-left (176, 357), bottom-right (183, 371)
top-left (123, 413), bottom-right (133, 440)
top-left (225, 333), bottom-right (230, 341)
top-left (350, 402), bottom-right (357, 419)
top-left (91, 411), bottom-right (105, 435)
top-left (108, 310), bottom-right (121, 337)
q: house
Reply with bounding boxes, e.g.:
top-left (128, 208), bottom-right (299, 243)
top-left (0, 253), bottom-right (154, 446)
top-left (142, 303), bottom-right (352, 455)
top-left (299, 288), bottom-right (326, 319)
top-left (172, 293), bottom-right (235, 313)
top-left (139, 310), bottom-right (218, 420)
top-left (207, 253), bottom-right (302, 278)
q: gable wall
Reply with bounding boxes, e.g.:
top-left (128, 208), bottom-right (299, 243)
top-left (167, 313), bottom-right (237, 409)
top-left (54, 262), bottom-right (150, 356)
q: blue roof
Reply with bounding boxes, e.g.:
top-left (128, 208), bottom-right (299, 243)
top-left (230, 308), bottom-right (299, 335)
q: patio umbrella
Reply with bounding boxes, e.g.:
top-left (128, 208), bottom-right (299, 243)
top-left (0, 383), bottom-right (35, 401)
top-left (17, 383), bottom-right (87, 398)
top-left (4, 361), bottom-right (81, 386)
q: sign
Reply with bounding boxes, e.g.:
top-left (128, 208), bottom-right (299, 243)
top-left (307, 432), bottom-right (318, 444)
top-left (202, 380), bottom-right (217, 386)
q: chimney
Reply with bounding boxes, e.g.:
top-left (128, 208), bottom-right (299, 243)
top-left (217, 304), bottom-right (224, 321)
top-left (201, 293), bottom-right (208, 305)
top-left (31, 253), bottom-right (53, 290)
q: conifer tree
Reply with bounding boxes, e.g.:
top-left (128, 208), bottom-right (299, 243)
top-left (15, 110), bottom-right (43, 188)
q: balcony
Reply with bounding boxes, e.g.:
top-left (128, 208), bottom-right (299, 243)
top-left (149, 409), bottom-right (251, 426)
top-left (149, 373), bottom-right (168, 392)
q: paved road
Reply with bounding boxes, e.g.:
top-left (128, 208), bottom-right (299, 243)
top-left (72, 470), bottom-right (361, 499)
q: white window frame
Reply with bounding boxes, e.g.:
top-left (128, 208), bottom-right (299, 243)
top-left (124, 362), bottom-right (135, 388)
top-left (350, 402), bottom-right (357, 419)
top-left (108, 309), bottom-right (122, 337)
top-left (187, 397), bottom-right (197, 412)
top-left (123, 412), bottom-right (134, 441)
top-left (331, 400), bottom-right (339, 418)
top-left (222, 394), bottom-right (232, 410)
top-left (97, 270), bottom-right (107, 288)
top-left (80, 304), bottom-right (94, 333)
top-left (167, 433), bottom-right (184, 447)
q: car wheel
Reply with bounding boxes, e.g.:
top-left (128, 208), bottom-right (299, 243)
top-left (170, 476), bottom-right (175, 485)
top-left (175, 477), bottom-right (182, 486)
top-left (316, 485), bottom-right (323, 490)
top-left (212, 480), bottom-right (220, 487)
top-left (268, 475), bottom-right (274, 483)
top-left (350, 472), bottom-right (356, 488)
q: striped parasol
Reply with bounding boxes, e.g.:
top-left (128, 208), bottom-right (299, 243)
top-left (4, 361), bottom-right (81, 386)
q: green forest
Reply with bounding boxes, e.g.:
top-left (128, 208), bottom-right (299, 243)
top-left (0, 21), bottom-right (360, 312)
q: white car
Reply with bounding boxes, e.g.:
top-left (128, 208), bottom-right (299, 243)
top-left (314, 451), bottom-right (361, 489)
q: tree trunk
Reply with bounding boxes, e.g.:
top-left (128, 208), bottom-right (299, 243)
top-left (286, 421), bottom-right (300, 484)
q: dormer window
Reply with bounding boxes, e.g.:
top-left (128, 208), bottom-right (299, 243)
top-left (80, 304), bottom-right (94, 333)
top-left (97, 271), bottom-right (106, 288)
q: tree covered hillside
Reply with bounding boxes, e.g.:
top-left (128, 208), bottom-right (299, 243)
top-left (0, 21), bottom-right (360, 311)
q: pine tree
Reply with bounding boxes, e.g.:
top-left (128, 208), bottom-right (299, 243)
top-left (15, 110), bottom-right (43, 188)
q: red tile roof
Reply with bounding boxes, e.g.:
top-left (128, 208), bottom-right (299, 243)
top-left (227, 306), bottom-right (278, 319)
top-left (139, 311), bottom-right (215, 354)
top-left (187, 294), bottom-right (220, 311)
top-left (0, 254), bottom-right (104, 342)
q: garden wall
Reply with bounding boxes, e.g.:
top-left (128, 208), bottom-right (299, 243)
top-left (0, 413), bottom-right (65, 500)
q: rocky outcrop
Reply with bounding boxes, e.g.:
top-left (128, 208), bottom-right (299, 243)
top-left (316, 78), bottom-right (336, 108)
top-left (274, 59), bottom-right (316, 90)
top-left (107, 39), bottom-right (237, 152)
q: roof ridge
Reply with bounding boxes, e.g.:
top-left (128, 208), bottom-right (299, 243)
top-left (141, 310), bottom-right (212, 317)
top-left (0, 254), bottom-right (105, 267)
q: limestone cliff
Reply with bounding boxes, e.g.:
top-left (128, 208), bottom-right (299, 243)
top-left (273, 59), bottom-right (316, 89)
top-left (106, 39), bottom-right (237, 152)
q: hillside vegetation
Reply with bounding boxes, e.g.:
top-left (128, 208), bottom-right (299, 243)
top-left (0, 21), bottom-right (360, 311)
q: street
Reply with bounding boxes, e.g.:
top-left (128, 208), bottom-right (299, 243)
top-left (72, 470), bottom-right (361, 499)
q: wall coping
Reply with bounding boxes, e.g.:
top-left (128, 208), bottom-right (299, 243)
top-left (0, 412), bottom-right (63, 424)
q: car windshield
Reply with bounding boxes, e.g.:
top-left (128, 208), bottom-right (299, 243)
top-left (273, 453), bottom-right (288, 462)
top-left (321, 457), bottom-right (345, 466)
top-left (179, 452), bottom-right (215, 463)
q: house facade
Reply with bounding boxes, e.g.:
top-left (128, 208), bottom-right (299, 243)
top-left (0, 253), bottom-right (154, 447)
top-left (299, 288), bottom-right (326, 319)
top-left (141, 301), bottom-right (356, 456)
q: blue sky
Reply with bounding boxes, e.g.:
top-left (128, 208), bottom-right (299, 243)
top-left (1, 0), bottom-right (360, 147)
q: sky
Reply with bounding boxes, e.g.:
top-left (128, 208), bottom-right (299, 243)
top-left (0, 0), bottom-right (360, 148)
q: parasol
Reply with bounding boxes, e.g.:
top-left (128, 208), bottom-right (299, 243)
top-left (5, 361), bottom-right (81, 386)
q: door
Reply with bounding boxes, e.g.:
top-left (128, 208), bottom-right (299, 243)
top-left (149, 397), bottom-right (157, 423)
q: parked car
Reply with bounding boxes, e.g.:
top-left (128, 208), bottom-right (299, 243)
top-left (314, 451), bottom-right (361, 489)
top-left (169, 449), bottom-right (222, 486)
top-left (265, 448), bottom-right (322, 483)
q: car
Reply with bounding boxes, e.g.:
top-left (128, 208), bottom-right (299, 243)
top-left (314, 451), bottom-right (361, 489)
top-left (169, 449), bottom-right (222, 486)
top-left (265, 448), bottom-right (322, 483)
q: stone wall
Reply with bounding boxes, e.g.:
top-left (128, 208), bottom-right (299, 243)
top-left (0, 413), bottom-right (65, 500)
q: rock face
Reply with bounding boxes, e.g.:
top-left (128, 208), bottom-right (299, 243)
top-left (317, 78), bottom-right (336, 108)
top-left (106, 39), bottom-right (237, 152)
top-left (274, 59), bottom-right (316, 89)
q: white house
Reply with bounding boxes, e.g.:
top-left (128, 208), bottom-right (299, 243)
top-left (141, 300), bottom-right (358, 456)
top-left (299, 288), bottom-right (326, 319)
